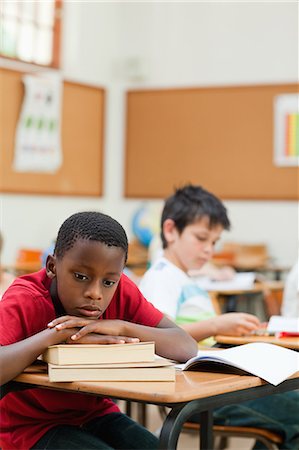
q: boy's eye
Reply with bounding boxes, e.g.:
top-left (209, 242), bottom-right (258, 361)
top-left (74, 272), bottom-right (89, 281)
top-left (103, 280), bottom-right (116, 288)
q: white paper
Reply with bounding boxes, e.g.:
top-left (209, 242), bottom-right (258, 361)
top-left (177, 342), bottom-right (299, 385)
top-left (13, 72), bottom-right (63, 173)
top-left (267, 316), bottom-right (299, 333)
top-left (193, 272), bottom-right (255, 291)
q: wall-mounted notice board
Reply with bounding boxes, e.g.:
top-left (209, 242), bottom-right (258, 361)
top-left (125, 83), bottom-right (299, 200)
top-left (0, 67), bottom-right (105, 196)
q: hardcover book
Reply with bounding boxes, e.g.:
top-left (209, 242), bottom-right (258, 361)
top-left (43, 341), bottom-right (155, 366)
top-left (48, 358), bottom-right (175, 382)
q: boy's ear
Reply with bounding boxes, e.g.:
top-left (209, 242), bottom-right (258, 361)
top-left (163, 218), bottom-right (178, 244)
top-left (46, 255), bottom-right (56, 279)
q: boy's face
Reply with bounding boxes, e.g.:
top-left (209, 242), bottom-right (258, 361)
top-left (46, 239), bottom-right (126, 319)
top-left (164, 216), bottom-right (223, 273)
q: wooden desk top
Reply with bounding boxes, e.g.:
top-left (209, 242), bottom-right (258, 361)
top-left (215, 334), bottom-right (299, 350)
top-left (14, 368), bottom-right (299, 405)
top-left (261, 280), bottom-right (284, 291)
top-left (208, 284), bottom-right (263, 296)
top-left (209, 281), bottom-right (284, 297)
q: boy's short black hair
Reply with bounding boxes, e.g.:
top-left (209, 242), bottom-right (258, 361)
top-left (161, 184), bottom-right (230, 248)
top-left (54, 211), bottom-right (128, 261)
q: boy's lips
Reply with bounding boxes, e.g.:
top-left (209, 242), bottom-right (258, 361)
top-left (198, 257), bottom-right (208, 264)
top-left (77, 305), bottom-right (102, 318)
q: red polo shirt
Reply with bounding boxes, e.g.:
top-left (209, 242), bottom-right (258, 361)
top-left (0, 269), bottom-right (163, 450)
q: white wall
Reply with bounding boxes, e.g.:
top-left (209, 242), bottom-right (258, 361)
top-left (1, 1), bottom-right (298, 267)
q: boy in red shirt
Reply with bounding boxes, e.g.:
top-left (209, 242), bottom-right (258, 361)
top-left (0, 211), bottom-right (197, 450)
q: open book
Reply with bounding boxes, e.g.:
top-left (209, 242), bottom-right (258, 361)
top-left (48, 357), bottom-right (175, 382)
top-left (42, 341), bottom-right (155, 365)
top-left (177, 342), bottom-right (299, 386)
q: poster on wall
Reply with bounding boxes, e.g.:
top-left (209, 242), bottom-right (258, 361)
top-left (13, 72), bottom-right (63, 173)
top-left (274, 93), bottom-right (299, 167)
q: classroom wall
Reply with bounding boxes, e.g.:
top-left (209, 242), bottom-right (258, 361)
top-left (0, 1), bottom-right (298, 267)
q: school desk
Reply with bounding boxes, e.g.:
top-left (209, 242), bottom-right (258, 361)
top-left (208, 283), bottom-right (264, 297)
top-left (215, 334), bottom-right (299, 350)
top-left (208, 283), bottom-right (265, 317)
top-left (209, 281), bottom-right (284, 320)
top-left (5, 367), bottom-right (299, 450)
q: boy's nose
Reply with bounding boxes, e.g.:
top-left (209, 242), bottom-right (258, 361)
top-left (85, 282), bottom-right (103, 300)
top-left (204, 243), bottom-right (214, 256)
top-left (204, 244), bottom-right (214, 258)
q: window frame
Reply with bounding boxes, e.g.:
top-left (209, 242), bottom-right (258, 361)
top-left (0, 0), bottom-right (62, 69)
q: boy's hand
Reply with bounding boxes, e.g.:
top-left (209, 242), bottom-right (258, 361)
top-left (48, 316), bottom-right (140, 344)
top-left (65, 333), bottom-right (138, 344)
top-left (214, 313), bottom-right (261, 336)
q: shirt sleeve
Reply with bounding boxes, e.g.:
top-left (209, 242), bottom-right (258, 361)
top-left (281, 260), bottom-right (299, 318)
top-left (0, 285), bottom-right (52, 345)
top-left (139, 269), bottom-right (178, 319)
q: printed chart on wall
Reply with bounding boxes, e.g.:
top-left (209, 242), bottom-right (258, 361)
top-left (13, 72), bottom-right (63, 173)
top-left (274, 93), bottom-right (299, 167)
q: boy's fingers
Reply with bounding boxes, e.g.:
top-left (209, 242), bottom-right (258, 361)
top-left (69, 323), bottom-right (97, 337)
top-left (51, 319), bottom-right (91, 330)
top-left (47, 316), bottom-right (74, 327)
top-left (240, 314), bottom-right (261, 328)
top-left (70, 334), bottom-right (139, 343)
top-left (239, 321), bottom-right (260, 335)
top-left (243, 319), bottom-right (259, 328)
top-left (243, 321), bottom-right (258, 331)
top-left (242, 312), bottom-right (260, 322)
top-left (71, 335), bottom-right (126, 344)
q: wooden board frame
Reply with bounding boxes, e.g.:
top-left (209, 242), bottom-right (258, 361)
top-left (0, 67), bottom-right (105, 196)
top-left (124, 84), bottom-right (299, 200)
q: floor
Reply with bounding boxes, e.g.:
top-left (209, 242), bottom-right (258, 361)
top-left (118, 401), bottom-right (255, 450)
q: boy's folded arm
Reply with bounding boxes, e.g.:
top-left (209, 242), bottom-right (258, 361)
top-left (0, 326), bottom-right (78, 386)
top-left (180, 319), bottom-right (219, 342)
top-left (53, 315), bottom-right (197, 362)
top-left (123, 316), bottom-right (198, 362)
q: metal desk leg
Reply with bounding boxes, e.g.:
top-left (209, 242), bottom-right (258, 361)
top-left (137, 402), bottom-right (147, 427)
top-left (159, 401), bottom-right (214, 450)
top-left (125, 400), bottom-right (132, 417)
top-left (226, 295), bottom-right (237, 312)
top-left (199, 410), bottom-right (213, 450)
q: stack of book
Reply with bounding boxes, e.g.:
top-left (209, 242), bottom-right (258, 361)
top-left (42, 341), bottom-right (175, 382)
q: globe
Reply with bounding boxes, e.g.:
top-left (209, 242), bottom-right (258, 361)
top-left (131, 204), bottom-right (161, 247)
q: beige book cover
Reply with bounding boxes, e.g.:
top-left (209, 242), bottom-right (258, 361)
top-left (43, 341), bottom-right (155, 365)
top-left (48, 357), bottom-right (175, 382)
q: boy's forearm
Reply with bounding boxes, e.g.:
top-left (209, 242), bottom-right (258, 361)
top-left (0, 327), bottom-right (76, 386)
top-left (180, 319), bottom-right (218, 343)
top-left (122, 321), bottom-right (197, 362)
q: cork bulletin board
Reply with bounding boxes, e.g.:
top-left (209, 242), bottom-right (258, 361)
top-left (125, 83), bottom-right (299, 199)
top-left (0, 67), bottom-right (105, 196)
